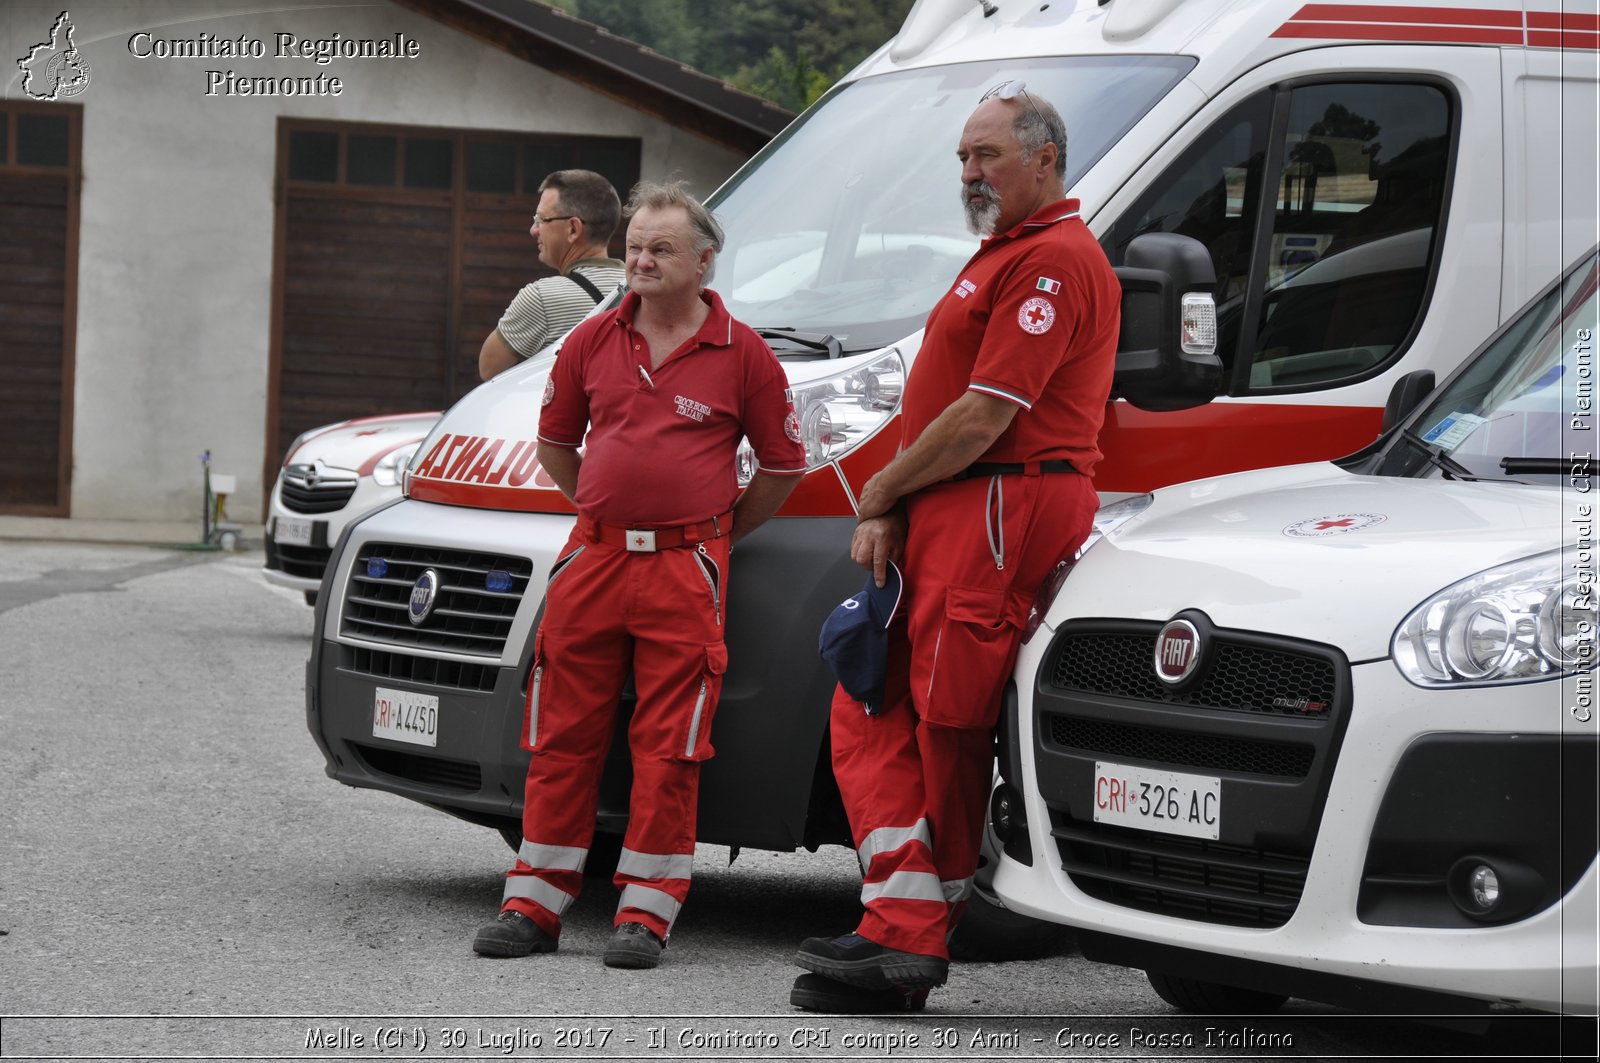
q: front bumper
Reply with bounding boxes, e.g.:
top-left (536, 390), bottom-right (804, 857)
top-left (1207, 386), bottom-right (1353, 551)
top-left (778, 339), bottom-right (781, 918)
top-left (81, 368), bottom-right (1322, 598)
top-left (994, 633), bottom-right (1599, 1015)
top-left (306, 498), bottom-right (866, 851)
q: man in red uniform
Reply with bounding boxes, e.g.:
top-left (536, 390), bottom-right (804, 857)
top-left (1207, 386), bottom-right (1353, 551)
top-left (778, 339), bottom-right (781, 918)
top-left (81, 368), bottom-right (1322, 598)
top-left (791, 83), bottom-right (1120, 1010)
top-left (473, 181), bottom-right (805, 969)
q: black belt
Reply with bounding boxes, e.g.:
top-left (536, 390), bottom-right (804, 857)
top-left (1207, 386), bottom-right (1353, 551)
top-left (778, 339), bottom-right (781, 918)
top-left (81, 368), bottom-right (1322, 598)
top-left (951, 459), bottom-right (1077, 481)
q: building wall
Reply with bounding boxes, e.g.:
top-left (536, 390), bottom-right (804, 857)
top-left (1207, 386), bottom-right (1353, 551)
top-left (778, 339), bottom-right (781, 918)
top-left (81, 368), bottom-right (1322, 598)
top-left (0, 0), bottom-right (747, 531)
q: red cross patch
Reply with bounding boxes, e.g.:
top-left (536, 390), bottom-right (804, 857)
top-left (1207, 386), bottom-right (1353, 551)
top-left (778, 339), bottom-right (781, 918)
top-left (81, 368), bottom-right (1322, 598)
top-left (1018, 296), bottom-right (1056, 335)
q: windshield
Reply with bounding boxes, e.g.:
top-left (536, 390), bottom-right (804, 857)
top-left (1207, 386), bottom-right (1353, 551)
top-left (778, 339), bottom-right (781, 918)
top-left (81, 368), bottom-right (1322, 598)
top-left (1377, 251), bottom-right (1600, 482)
top-left (707, 56), bottom-right (1194, 350)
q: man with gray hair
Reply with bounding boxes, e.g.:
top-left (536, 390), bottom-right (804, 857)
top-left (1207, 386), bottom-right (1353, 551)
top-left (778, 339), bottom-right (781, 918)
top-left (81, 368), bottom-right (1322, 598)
top-left (792, 83), bottom-right (1119, 1012)
top-left (479, 169), bottom-right (625, 380)
top-left (473, 180), bottom-right (805, 969)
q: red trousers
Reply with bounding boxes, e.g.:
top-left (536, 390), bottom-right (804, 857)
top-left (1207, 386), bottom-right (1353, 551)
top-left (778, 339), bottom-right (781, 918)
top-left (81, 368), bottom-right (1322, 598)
top-left (831, 471), bottom-right (1097, 958)
top-left (500, 524), bottom-right (730, 943)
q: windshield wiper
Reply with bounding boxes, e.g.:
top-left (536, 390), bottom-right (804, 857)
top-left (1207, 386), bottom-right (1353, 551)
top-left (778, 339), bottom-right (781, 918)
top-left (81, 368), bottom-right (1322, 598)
top-left (755, 327), bottom-right (844, 360)
top-left (1398, 429), bottom-right (1495, 482)
top-left (1500, 456), bottom-right (1590, 476)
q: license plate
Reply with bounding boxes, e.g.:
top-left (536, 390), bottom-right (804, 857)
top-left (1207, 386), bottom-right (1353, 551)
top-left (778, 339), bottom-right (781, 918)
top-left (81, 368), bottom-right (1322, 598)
top-left (373, 686), bottom-right (438, 748)
top-left (1093, 761), bottom-right (1221, 840)
top-left (275, 515), bottom-right (314, 547)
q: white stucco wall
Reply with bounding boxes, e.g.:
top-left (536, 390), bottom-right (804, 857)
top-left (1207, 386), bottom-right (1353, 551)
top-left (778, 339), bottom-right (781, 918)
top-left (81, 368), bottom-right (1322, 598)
top-left (0, 0), bottom-right (747, 533)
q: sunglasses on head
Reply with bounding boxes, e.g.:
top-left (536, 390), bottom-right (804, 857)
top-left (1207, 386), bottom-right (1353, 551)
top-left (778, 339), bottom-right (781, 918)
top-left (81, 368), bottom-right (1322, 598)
top-left (980, 79), bottom-right (1049, 130)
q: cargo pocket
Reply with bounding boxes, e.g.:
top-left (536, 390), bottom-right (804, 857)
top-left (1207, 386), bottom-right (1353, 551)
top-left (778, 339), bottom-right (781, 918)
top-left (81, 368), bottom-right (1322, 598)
top-left (681, 642), bottom-right (728, 761)
top-left (522, 630), bottom-right (547, 752)
top-left (922, 583), bottom-right (1018, 730)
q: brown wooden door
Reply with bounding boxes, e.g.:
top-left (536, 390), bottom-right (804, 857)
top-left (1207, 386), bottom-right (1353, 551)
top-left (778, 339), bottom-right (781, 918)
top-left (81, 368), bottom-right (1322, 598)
top-left (0, 103), bottom-right (79, 516)
top-left (267, 121), bottom-right (639, 475)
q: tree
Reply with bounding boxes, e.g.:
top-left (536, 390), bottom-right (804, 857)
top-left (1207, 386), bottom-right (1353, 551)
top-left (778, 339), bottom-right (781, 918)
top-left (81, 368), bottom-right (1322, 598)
top-left (548, 0), bottom-right (915, 109)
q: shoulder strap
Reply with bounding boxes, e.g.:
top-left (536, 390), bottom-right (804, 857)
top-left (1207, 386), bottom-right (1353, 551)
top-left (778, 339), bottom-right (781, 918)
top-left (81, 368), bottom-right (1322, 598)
top-left (566, 268), bottom-right (606, 305)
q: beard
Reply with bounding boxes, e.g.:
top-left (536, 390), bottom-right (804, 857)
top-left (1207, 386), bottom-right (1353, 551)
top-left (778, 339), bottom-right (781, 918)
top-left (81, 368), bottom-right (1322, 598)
top-left (962, 180), bottom-right (1002, 236)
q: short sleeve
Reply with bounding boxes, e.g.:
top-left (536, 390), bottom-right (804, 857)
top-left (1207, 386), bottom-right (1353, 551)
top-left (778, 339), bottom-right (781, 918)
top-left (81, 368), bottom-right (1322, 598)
top-left (968, 255), bottom-right (1084, 410)
top-left (535, 321), bottom-right (596, 447)
top-left (497, 284), bottom-right (553, 359)
top-left (739, 336), bottom-right (807, 476)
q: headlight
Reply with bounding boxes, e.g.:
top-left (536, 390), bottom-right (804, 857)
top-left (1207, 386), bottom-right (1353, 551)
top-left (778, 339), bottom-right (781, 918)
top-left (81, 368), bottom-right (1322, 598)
top-left (736, 349), bottom-right (904, 485)
top-left (1075, 493), bottom-right (1154, 559)
top-left (1392, 549), bottom-right (1596, 687)
top-left (372, 442), bottom-right (421, 487)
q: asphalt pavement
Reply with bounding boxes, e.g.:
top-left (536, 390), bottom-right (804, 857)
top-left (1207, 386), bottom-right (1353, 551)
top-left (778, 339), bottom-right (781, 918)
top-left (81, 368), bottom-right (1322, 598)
top-left (0, 541), bottom-right (1583, 1061)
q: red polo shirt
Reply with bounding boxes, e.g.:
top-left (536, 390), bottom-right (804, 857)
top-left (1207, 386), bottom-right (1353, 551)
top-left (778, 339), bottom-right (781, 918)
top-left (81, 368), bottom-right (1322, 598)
top-left (537, 288), bottom-right (806, 526)
top-left (902, 198), bottom-right (1120, 475)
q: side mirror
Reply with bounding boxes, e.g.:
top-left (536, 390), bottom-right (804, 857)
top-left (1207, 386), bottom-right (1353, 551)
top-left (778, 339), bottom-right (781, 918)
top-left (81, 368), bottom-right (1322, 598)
top-left (1381, 370), bottom-right (1436, 434)
top-left (1112, 233), bottom-right (1222, 411)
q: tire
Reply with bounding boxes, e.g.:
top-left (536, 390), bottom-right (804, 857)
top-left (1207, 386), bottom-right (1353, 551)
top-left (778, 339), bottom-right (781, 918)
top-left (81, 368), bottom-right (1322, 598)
top-left (497, 824), bottom-right (621, 878)
top-left (303, 590), bottom-right (319, 607)
top-left (1146, 970), bottom-right (1288, 1013)
top-left (947, 887), bottom-right (1074, 962)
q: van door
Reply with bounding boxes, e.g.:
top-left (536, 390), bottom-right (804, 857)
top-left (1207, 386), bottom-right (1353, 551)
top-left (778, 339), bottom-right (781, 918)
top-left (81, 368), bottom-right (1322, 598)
top-left (1089, 46), bottom-right (1502, 493)
top-left (1501, 44), bottom-right (1600, 314)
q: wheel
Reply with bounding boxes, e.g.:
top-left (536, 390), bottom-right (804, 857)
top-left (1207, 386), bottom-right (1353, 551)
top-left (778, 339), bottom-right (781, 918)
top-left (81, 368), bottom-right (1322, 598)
top-left (947, 886), bottom-right (1073, 962)
top-left (1146, 970), bottom-right (1288, 1013)
top-left (303, 590), bottom-right (319, 607)
top-left (497, 824), bottom-right (622, 878)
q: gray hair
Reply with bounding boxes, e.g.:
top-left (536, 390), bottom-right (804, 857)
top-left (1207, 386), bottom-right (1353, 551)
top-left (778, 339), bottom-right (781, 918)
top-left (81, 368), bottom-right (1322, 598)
top-left (624, 179), bottom-right (725, 256)
top-left (1013, 92), bottom-right (1068, 182)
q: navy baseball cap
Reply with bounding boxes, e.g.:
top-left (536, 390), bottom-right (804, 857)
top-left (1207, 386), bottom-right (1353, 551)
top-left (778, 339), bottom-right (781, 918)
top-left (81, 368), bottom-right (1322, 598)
top-left (818, 561), bottom-right (903, 715)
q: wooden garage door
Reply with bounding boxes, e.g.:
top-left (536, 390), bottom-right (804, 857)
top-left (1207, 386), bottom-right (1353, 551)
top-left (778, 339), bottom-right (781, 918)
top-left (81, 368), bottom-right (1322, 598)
top-left (268, 119), bottom-right (639, 470)
top-left (0, 103), bottom-right (79, 516)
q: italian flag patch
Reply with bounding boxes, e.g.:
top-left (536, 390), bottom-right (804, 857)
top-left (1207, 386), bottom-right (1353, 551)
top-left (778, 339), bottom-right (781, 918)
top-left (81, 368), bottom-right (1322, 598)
top-left (1036, 276), bottom-right (1061, 294)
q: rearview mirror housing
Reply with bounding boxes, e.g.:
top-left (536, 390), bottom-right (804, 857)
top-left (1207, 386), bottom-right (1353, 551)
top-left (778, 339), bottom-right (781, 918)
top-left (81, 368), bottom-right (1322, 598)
top-left (1112, 233), bottom-right (1223, 411)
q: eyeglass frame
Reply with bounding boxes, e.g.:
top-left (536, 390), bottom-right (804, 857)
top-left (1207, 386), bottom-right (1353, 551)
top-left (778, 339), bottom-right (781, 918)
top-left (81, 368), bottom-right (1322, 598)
top-left (533, 213), bottom-right (578, 227)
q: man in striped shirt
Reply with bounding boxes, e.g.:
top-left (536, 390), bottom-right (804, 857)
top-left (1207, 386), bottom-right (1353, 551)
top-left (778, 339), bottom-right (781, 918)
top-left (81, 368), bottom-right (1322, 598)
top-left (478, 169), bottom-right (626, 380)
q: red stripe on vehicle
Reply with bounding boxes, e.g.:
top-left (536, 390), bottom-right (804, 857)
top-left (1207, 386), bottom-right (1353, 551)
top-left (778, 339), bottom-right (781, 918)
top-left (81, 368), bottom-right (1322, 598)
top-left (1093, 401), bottom-right (1385, 495)
top-left (407, 478), bottom-right (579, 514)
top-left (1287, 4), bottom-right (1523, 27)
top-left (1527, 11), bottom-right (1600, 32)
top-left (1273, 20), bottom-right (1523, 42)
top-left (1527, 28), bottom-right (1600, 47)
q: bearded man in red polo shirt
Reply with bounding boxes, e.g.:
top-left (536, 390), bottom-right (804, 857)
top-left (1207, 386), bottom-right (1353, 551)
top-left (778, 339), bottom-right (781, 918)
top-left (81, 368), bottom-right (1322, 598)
top-left (473, 181), bottom-right (805, 970)
top-left (791, 83), bottom-right (1121, 1011)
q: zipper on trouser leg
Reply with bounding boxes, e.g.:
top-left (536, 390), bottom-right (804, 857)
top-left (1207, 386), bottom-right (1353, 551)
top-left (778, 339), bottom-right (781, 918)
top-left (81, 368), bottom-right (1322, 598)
top-left (684, 679), bottom-right (707, 758)
top-left (694, 543), bottom-right (721, 626)
top-left (528, 665), bottom-right (542, 747)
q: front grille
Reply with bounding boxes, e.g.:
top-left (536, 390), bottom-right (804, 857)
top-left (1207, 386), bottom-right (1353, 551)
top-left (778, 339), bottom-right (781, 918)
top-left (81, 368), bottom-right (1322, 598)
top-left (271, 541), bottom-right (332, 581)
top-left (1047, 715), bottom-right (1314, 778)
top-left (1053, 818), bottom-right (1307, 928)
top-left (1050, 630), bottom-right (1337, 715)
top-left (281, 464), bottom-right (359, 514)
top-left (1035, 618), bottom-right (1350, 928)
top-left (340, 645), bottom-right (498, 693)
top-left (341, 542), bottom-right (534, 658)
top-left (351, 742), bottom-right (481, 792)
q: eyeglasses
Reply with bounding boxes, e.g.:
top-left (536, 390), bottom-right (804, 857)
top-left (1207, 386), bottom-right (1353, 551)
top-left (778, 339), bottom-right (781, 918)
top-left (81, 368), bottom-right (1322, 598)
top-left (533, 213), bottom-right (576, 227)
top-left (980, 79), bottom-right (1048, 131)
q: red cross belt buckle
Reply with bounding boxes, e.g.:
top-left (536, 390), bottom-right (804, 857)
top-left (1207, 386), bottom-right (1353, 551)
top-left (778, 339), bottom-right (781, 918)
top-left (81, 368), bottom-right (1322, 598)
top-left (625, 529), bottom-right (658, 552)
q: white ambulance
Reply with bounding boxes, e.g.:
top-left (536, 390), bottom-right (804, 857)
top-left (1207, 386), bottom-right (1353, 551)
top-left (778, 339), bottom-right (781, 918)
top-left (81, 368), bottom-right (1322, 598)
top-left (303, 0), bottom-right (1598, 953)
top-left (990, 247), bottom-right (1598, 1015)
top-left (262, 412), bottom-right (436, 605)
